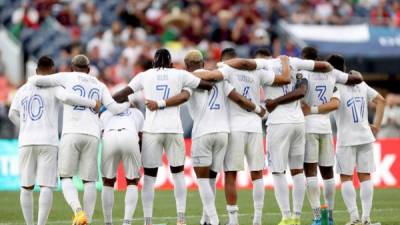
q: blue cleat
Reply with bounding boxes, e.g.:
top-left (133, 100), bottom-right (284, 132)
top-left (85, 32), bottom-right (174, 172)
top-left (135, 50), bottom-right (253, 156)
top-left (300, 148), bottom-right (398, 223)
top-left (329, 218), bottom-right (334, 225)
top-left (310, 219), bottom-right (321, 225)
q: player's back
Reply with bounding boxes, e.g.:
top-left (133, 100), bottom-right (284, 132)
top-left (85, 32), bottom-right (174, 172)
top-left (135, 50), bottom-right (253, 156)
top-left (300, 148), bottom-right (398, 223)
top-left (335, 82), bottom-right (376, 146)
top-left (101, 108), bottom-right (144, 139)
top-left (12, 83), bottom-right (61, 147)
top-left (129, 68), bottom-right (200, 133)
top-left (61, 72), bottom-right (104, 137)
top-left (264, 57), bottom-right (307, 125)
top-left (187, 71), bottom-right (231, 138)
top-left (219, 65), bottom-right (264, 133)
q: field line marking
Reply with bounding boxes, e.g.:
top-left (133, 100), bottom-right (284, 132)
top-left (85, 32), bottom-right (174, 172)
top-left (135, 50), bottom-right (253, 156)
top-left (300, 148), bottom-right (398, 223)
top-left (0, 208), bottom-right (397, 225)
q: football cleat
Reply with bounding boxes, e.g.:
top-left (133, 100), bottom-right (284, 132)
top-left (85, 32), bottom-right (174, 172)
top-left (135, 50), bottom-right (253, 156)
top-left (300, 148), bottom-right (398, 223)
top-left (345, 220), bottom-right (362, 225)
top-left (72, 211), bottom-right (88, 225)
top-left (310, 219), bottom-right (321, 225)
top-left (277, 218), bottom-right (292, 225)
top-left (292, 217), bottom-right (301, 225)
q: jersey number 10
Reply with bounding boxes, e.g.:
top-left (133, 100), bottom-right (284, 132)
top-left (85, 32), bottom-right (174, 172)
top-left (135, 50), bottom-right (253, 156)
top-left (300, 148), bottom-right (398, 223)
top-left (21, 95), bottom-right (44, 121)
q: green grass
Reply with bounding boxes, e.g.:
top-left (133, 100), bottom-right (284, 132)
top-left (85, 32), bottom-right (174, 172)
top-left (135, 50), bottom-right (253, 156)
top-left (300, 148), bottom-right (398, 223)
top-left (0, 189), bottom-right (399, 225)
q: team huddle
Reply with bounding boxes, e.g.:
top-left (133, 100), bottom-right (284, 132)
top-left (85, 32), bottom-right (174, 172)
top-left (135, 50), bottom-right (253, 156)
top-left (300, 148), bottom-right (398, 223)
top-left (9, 46), bottom-right (385, 225)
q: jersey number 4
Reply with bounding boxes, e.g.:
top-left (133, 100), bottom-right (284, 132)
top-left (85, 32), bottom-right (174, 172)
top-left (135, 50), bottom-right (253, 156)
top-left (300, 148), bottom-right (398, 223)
top-left (347, 97), bottom-right (365, 123)
top-left (72, 85), bottom-right (100, 113)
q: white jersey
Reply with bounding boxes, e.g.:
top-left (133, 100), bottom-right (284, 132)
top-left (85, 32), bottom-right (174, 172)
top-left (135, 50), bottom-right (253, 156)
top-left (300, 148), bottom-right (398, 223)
top-left (218, 65), bottom-right (275, 133)
top-left (128, 68), bottom-right (201, 133)
top-left (186, 69), bottom-right (234, 138)
top-left (262, 57), bottom-right (315, 125)
top-left (334, 82), bottom-right (378, 147)
top-left (29, 72), bottom-right (130, 138)
top-left (303, 69), bottom-right (349, 133)
top-left (9, 82), bottom-right (96, 147)
top-left (101, 108), bottom-right (144, 137)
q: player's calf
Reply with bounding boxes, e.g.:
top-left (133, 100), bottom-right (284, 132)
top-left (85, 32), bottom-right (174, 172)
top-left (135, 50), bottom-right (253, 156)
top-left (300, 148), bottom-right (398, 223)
top-left (170, 166), bottom-right (187, 225)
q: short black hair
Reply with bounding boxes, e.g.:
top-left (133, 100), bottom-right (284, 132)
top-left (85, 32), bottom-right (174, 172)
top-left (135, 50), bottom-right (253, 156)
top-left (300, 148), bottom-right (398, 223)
top-left (327, 54), bottom-right (345, 72)
top-left (254, 48), bottom-right (271, 58)
top-left (37, 56), bottom-right (55, 70)
top-left (301, 46), bottom-right (318, 60)
top-left (153, 48), bottom-right (172, 69)
top-left (221, 48), bottom-right (237, 61)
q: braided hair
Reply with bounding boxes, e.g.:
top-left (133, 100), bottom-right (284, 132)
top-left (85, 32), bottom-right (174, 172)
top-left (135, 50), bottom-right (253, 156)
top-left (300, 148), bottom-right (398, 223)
top-left (153, 48), bottom-right (172, 69)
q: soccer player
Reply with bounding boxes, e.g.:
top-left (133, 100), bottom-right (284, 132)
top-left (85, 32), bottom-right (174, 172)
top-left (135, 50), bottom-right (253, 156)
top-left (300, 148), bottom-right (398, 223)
top-left (221, 53), bottom-right (332, 225)
top-left (328, 54), bottom-right (385, 225)
top-left (112, 48), bottom-right (213, 225)
top-left (100, 103), bottom-right (144, 225)
top-left (300, 47), bottom-right (363, 225)
top-left (8, 56), bottom-right (100, 225)
top-left (180, 50), bottom-right (266, 225)
top-left (29, 55), bottom-right (130, 225)
top-left (194, 48), bottom-right (292, 225)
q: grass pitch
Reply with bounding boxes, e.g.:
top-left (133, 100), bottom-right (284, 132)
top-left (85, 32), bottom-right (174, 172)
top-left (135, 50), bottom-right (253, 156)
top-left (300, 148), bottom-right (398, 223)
top-left (0, 189), bottom-right (399, 225)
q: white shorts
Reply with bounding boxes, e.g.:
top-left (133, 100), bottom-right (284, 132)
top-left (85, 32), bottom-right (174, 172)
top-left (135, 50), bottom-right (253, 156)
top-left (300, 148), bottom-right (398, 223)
top-left (305, 133), bottom-right (334, 167)
top-left (192, 132), bottom-right (228, 172)
top-left (224, 132), bottom-right (265, 172)
top-left (19, 145), bottom-right (58, 188)
top-left (267, 123), bottom-right (305, 173)
top-left (59, 133), bottom-right (99, 182)
top-left (141, 132), bottom-right (185, 168)
top-left (336, 143), bottom-right (376, 175)
top-left (102, 129), bottom-right (141, 180)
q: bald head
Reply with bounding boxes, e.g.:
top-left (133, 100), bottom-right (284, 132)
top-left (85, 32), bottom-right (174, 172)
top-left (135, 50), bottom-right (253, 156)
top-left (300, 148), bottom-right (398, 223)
top-left (184, 50), bottom-right (204, 72)
top-left (71, 54), bottom-right (90, 73)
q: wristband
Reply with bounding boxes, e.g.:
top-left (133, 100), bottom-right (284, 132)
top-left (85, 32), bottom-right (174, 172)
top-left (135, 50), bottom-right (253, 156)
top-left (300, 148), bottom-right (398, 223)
top-left (310, 106), bottom-right (319, 114)
top-left (157, 100), bottom-right (166, 109)
top-left (253, 105), bottom-right (262, 114)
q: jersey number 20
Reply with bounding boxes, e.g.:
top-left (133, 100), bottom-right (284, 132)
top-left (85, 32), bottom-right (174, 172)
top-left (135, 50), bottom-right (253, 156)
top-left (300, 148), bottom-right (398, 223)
top-left (72, 85), bottom-right (100, 113)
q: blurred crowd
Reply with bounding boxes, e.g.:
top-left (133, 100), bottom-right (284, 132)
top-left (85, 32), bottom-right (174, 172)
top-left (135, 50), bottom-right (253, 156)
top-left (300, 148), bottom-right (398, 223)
top-left (1, 0), bottom-right (400, 138)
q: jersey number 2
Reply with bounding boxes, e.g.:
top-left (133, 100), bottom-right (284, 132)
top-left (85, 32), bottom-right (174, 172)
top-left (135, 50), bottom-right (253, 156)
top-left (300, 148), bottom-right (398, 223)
top-left (208, 85), bottom-right (220, 110)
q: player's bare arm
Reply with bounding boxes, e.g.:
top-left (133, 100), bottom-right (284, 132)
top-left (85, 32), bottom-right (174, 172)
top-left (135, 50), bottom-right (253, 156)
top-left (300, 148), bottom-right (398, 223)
top-left (28, 73), bottom-right (66, 87)
top-left (113, 86), bottom-right (134, 103)
top-left (302, 98), bottom-right (340, 116)
top-left (272, 56), bottom-right (291, 85)
top-left (192, 70), bottom-right (224, 82)
top-left (370, 93), bottom-right (386, 136)
top-left (346, 70), bottom-right (364, 85)
top-left (146, 90), bottom-right (191, 111)
top-left (313, 61), bottom-right (333, 72)
top-left (228, 89), bottom-right (266, 117)
top-left (197, 80), bottom-right (214, 90)
top-left (265, 78), bottom-right (308, 112)
top-left (223, 58), bottom-right (258, 70)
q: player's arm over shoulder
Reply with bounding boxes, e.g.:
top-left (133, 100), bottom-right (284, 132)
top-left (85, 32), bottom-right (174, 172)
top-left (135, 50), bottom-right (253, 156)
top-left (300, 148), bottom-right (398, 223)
top-left (113, 72), bottom-right (145, 103)
top-left (28, 72), bottom-right (69, 87)
top-left (53, 86), bottom-right (96, 108)
top-left (182, 70), bottom-right (213, 90)
top-left (100, 82), bottom-right (130, 114)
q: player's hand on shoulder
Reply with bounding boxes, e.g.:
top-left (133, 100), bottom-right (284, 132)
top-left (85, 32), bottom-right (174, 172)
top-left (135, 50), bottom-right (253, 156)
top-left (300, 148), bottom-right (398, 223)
top-left (145, 99), bottom-right (158, 111)
top-left (369, 124), bottom-right (379, 137)
top-left (256, 105), bottom-right (266, 117)
top-left (94, 100), bottom-right (102, 114)
top-left (279, 55), bottom-right (289, 62)
top-left (301, 101), bottom-right (311, 115)
top-left (265, 99), bottom-right (278, 113)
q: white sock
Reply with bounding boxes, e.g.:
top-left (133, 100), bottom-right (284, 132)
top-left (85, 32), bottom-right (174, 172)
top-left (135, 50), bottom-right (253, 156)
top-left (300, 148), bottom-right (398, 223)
top-left (272, 174), bottom-right (291, 219)
top-left (123, 185), bottom-right (138, 225)
top-left (101, 186), bottom-right (114, 224)
top-left (360, 180), bottom-right (373, 222)
top-left (210, 178), bottom-right (216, 197)
top-left (252, 178), bottom-right (264, 224)
top-left (38, 187), bottom-right (53, 225)
top-left (323, 178), bottom-right (336, 219)
top-left (83, 182), bottom-right (97, 222)
top-left (172, 172), bottom-right (187, 223)
top-left (226, 205), bottom-right (239, 224)
top-left (292, 173), bottom-right (306, 218)
top-left (142, 175), bottom-right (156, 222)
top-left (198, 178), bottom-right (219, 225)
top-left (61, 178), bottom-right (82, 213)
top-left (306, 176), bottom-right (321, 219)
top-left (20, 188), bottom-right (34, 225)
top-left (341, 181), bottom-right (359, 221)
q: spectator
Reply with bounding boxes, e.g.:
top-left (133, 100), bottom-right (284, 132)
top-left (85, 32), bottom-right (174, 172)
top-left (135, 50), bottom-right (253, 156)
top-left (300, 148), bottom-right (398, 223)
top-left (78, 2), bottom-right (101, 30)
top-left (210, 10), bottom-right (233, 43)
top-left (370, 0), bottom-right (391, 25)
top-left (103, 21), bottom-right (125, 46)
top-left (291, 1), bottom-right (316, 24)
top-left (378, 94), bottom-right (400, 138)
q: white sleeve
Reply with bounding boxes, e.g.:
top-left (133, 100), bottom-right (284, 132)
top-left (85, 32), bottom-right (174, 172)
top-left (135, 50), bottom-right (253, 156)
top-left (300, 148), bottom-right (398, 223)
top-left (28, 73), bottom-right (69, 87)
top-left (183, 87), bottom-right (193, 97)
top-left (257, 69), bottom-right (275, 86)
top-left (8, 91), bottom-right (20, 126)
top-left (254, 58), bottom-right (270, 70)
top-left (333, 69), bottom-right (348, 84)
top-left (218, 65), bottom-right (235, 80)
top-left (291, 57), bottom-right (315, 71)
top-left (128, 73), bottom-right (144, 92)
top-left (365, 83), bottom-right (379, 102)
top-left (8, 109), bottom-right (20, 126)
top-left (181, 71), bottom-right (201, 89)
top-left (101, 83), bottom-right (130, 114)
top-left (134, 109), bottom-right (145, 132)
top-left (53, 86), bottom-right (96, 107)
top-left (223, 81), bottom-right (235, 96)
